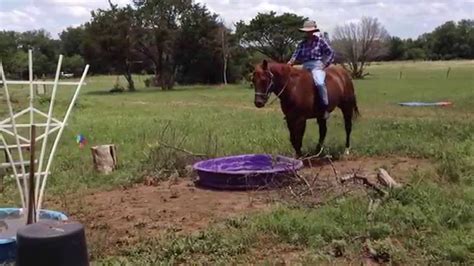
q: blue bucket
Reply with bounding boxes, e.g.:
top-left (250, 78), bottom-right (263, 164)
top-left (0, 208), bottom-right (68, 263)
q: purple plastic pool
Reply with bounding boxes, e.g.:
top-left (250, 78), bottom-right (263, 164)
top-left (193, 154), bottom-right (303, 189)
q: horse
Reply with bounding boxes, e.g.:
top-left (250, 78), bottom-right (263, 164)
top-left (252, 59), bottom-right (359, 157)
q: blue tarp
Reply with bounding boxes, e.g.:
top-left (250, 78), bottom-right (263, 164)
top-left (398, 101), bottom-right (452, 107)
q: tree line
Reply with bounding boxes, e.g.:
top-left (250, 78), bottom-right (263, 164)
top-left (387, 19), bottom-right (474, 61)
top-left (0, 0), bottom-right (472, 89)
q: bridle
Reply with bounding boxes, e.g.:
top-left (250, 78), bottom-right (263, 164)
top-left (254, 70), bottom-right (275, 100)
top-left (254, 70), bottom-right (289, 105)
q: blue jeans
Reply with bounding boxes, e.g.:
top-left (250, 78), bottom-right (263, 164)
top-left (302, 60), bottom-right (328, 106)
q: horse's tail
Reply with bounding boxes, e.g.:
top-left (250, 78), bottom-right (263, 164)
top-left (352, 94), bottom-right (360, 119)
top-left (341, 67), bottom-right (360, 120)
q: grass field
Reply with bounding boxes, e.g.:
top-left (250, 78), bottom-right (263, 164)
top-left (1, 60), bottom-right (473, 264)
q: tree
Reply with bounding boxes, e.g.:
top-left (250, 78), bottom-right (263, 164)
top-left (17, 30), bottom-right (60, 76)
top-left (0, 31), bottom-right (20, 74)
top-left (83, 2), bottom-right (136, 91)
top-left (174, 3), bottom-right (226, 84)
top-left (404, 48), bottom-right (427, 60)
top-left (387, 37), bottom-right (405, 60)
top-left (132, 0), bottom-right (193, 90)
top-left (456, 19), bottom-right (474, 58)
top-left (426, 20), bottom-right (474, 60)
top-left (219, 24), bottom-right (229, 84)
top-left (8, 51), bottom-right (29, 78)
top-left (133, 0), bottom-right (227, 88)
top-left (59, 26), bottom-right (85, 57)
top-left (332, 17), bottom-right (390, 78)
top-left (63, 55), bottom-right (85, 75)
top-left (226, 34), bottom-right (250, 83)
top-left (0, 30), bottom-right (63, 77)
top-left (235, 12), bottom-right (306, 62)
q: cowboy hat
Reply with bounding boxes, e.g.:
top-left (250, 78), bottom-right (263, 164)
top-left (299, 20), bottom-right (320, 32)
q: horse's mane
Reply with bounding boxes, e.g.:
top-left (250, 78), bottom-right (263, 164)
top-left (266, 62), bottom-right (311, 80)
top-left (256, 61), bottom-right (344, 80)
top-left (263, 62), bottom-right (304, 76)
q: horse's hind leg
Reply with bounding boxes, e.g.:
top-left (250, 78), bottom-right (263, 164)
top-left (315, 118), bottom-right (327, 156)
top-left (342, 105), bottom-right (353, 155)
top-left (287, 118), bottom-right (306, 158)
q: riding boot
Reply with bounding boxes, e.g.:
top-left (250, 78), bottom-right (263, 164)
top-left (315, 84), bottom-right (330, 120)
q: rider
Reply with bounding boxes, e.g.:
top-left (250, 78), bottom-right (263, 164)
top-left (287, 20), bottom-right (335, 119)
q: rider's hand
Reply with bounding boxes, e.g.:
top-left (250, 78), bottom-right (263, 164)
top-left (287, 59), bottom-right (294, 66)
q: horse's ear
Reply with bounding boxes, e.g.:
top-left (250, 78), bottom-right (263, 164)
top-left (262, 59), bottom-right (268, 70)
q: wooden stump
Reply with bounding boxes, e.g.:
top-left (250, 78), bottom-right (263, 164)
top-left (377, 168), bottom-right (402, 189)
top-left (91, 145), bottom-right (117, 174)
top-left (35, 83), bottom-right (46, 95)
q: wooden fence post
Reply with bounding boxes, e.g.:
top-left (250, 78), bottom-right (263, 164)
top-left (446, 67), bottom-right (451, 79)
top-left (91, 144), bottom-right (118, 174)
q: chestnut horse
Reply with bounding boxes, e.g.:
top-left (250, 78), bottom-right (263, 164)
top-left (252, 60), bottom-right (359, 157)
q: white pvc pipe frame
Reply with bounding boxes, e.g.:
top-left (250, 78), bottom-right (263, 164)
top-left (0, 49), bottom-right (89, 218)
top-left (0, 135), bottom-right (25, 208)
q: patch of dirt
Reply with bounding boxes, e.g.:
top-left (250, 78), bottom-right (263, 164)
top-left (301, 155), bottom-right (434, 183)
top-left (265, 156), bottom-right (435, 209)
top-left (46, 156), bottom-right (434, 258)
top-left (48, 180), bottom-right (269, 256)
top-left (274, 156), bottom-right (435, 206)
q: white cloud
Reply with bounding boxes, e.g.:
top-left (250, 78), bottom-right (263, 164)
top-left (254, 2), bottom-right (295, 14)
top-left (0, 9), bottom-right (36, 31)
top-left (0, 0), bottom-right (472, 38)
top-left (63, 5), bottom-right (90, 18)
top-left (0, 0), bottom-right (131, 37)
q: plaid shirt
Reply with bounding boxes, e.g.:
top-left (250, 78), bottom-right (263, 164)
top-left (290, 36), bottom-right (335, 66)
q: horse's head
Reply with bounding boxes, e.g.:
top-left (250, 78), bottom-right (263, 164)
top-left (252, 60), bottom-right (274, 108)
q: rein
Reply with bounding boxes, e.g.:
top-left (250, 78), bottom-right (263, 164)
top-left (268, 77), bottom-right (290, 106)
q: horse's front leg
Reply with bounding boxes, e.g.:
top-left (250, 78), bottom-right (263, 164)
top-left (315, 118), bottom-right (327, 156)
top-left (286, 117), bottom-right (307, 158)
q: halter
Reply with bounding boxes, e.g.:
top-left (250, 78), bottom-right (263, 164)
top-left (254, 70), bottom-right (290, 106)
top-left (254, 70), bottom-right (275, 99)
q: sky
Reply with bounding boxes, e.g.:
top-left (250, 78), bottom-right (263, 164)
top-left (0, 0), bottom-right (473, 39)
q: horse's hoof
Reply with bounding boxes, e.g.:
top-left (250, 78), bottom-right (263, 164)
top-left (343, 148), bottom-right (350, 156)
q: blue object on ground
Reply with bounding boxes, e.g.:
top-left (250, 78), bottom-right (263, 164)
top-left (398, 101), bottom-right (452, 107)
top-left (0, 208), bottom-right (68, 264)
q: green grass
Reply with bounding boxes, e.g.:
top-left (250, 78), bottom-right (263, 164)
top-left (252, 183), bottom-right (474, 264)
top-left (1, 60), bottom-right (474, 263)
top-left (92, 182), bottom-right (473, 265)
top-left (93, 183), bottom-right (473, 265)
